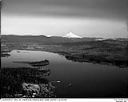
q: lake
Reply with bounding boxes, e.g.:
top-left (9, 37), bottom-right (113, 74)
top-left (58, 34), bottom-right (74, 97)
top-left (1, 50), bottom-right (128, 98)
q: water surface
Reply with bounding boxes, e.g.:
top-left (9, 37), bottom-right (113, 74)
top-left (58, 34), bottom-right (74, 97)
top-left (1, 50), bottom-right (128, 97)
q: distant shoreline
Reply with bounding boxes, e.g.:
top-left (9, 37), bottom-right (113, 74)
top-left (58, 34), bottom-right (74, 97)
top-left (1, 35), bottom-right (128, 68)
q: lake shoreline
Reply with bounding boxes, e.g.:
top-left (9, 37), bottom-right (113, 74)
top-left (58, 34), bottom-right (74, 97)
top-left (19, 48), bottom-right (128, 68)
top-left (2, 47), bottom-right (128, 68)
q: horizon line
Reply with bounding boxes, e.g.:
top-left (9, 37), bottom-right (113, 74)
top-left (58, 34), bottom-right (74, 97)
top-left (1, 34), bottom-right (128, 39)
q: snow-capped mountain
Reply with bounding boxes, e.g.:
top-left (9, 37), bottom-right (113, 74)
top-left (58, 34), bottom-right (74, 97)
top-left (63, 32), bottom-right (82, 38)
top-left (46, 35), bottom-right (52, 37)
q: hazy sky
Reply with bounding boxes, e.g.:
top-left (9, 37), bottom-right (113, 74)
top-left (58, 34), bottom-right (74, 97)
top-left (1, 0), bottom-right (128, 38)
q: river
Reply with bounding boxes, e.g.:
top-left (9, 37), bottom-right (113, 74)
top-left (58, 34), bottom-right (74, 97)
top-left (1, 50), bottom-right (128, 97)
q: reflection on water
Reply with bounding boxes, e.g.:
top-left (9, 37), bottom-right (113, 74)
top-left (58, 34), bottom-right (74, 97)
top-left (1, 50), bottom-right (128, 98)
top-left (13, 59), bottom-right (50, 68)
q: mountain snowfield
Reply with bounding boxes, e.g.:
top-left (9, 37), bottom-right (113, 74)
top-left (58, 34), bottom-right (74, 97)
top-left (63, 32), bottom-right (82, 38)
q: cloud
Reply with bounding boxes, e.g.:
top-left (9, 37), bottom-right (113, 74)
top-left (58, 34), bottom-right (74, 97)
top-left (1, 0), bottom-right (128, 37)
top-left (2, 0), bottom-right (128, 21)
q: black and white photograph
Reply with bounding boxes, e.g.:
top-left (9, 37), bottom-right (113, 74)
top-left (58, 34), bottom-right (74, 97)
top-left (1, 0), bottom-right (128, 99)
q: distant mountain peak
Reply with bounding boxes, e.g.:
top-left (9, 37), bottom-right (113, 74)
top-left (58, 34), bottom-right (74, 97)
top-left (63, 32), bottom-right (82, 38)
